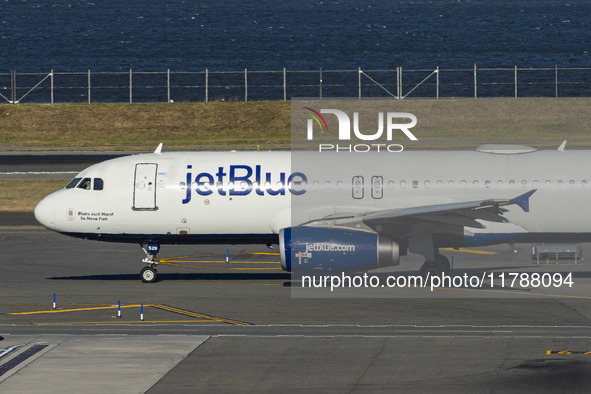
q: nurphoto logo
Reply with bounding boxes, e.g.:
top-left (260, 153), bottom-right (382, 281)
top-left (299, 103), bottom-right (418, 153)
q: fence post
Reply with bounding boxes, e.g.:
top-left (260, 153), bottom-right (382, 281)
top-left (358, 68), bottom-right (362, 99)
top-left (319, 67), bottom-right (323, 100)
top-left (514, 66), bottom-right (518, 98)
top-left (396, 67), bottom-right (399, 99)
top-left (167, 69), bottom-right (171, 103)
top-left (87, 70), bottom-right (91, 104)
top-left (205, 68), bottom-right (209, 103)
top-left (436, 66), bottom-right (439, 100)
top-left (399, 67), bottom-right (403, 100)
top-left (50, 70), bottom-right (54, 104)
top-left (473, 64), bottom-right (477, 99)
top-left (555, 65), bottom-right (558, 98)
top-left (283, 68), bottom-right (287, 101)
top-left (129, 69), bottom-right (133, 104)
top-left (11, 70), bottom-right (15, 104)
top-left (245, 68), bottom-right (248, 102)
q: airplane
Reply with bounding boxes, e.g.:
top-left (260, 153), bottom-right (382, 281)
top-left (34, 141), bottom-right (590, 283)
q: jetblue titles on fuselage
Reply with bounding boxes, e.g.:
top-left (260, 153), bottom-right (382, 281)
top-left (182, 164), bottom-right (307, 203)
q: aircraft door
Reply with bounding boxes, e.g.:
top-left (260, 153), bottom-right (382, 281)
top-left (133, 163), bottom-right (158, 210)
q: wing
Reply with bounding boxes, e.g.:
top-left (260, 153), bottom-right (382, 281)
top-left (304, 189), bottom-right (536, 239)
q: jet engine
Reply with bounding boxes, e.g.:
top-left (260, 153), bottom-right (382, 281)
top-left (279, 226), bottom-right (399, 272)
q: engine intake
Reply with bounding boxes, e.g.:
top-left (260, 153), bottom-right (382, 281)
top-left (279, 226), bottom-right (399, 272)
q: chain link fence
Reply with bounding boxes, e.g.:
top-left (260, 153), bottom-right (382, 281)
top-left (1, 66), bottom-right (590, 104)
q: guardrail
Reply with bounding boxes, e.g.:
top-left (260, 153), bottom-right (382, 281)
top-left (1, 66), bottom-right (590, 104)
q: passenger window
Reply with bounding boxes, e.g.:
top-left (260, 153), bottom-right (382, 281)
top-left (77, 178), bottom-right (92, 190)
top-left (66, 177), bottom-right (82, 189)
top-left (94, 178), bottom-right (104, 191)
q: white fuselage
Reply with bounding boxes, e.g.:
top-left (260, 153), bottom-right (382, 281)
top-left (34, 149), bottom-right (591, 247)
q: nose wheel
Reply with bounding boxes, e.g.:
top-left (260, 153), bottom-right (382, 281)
top-left (140, 266), bottom-right (158, 283)
top-left (140, 243), bottom-right (160, 283)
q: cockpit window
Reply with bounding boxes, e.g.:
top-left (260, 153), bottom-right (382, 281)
top-left (94, 178), bottom-right (104, 190)
top-left (66, 177), bottom-right (103, 190)
top-left (66, 177), bottom-right (82, 189)
top-left (77, 178), bottom-right (92, 190)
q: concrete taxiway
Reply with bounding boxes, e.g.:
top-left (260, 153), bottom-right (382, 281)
top-left (2, 225), bottom-right (591, 392)
top-left (0, 151), bottom-right (128, 180)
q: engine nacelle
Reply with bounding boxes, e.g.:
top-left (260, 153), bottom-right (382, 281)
top-left (279, 226), bottom-right (399, 272)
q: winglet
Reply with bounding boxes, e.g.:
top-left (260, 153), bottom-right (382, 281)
top-left (154, 143), bottom-right (163, 154)
top-left (558, 140), bottom-right (567, 152)
top-left (510, 189), bottom-right (537, 212)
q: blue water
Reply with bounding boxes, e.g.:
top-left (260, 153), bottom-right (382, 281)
top-left (1, 0), bottom-right (589, 72)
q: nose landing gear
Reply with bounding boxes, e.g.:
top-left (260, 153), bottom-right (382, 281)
top-left (141, 243), bottom-right (160, 283)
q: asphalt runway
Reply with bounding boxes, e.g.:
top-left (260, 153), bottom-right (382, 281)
top-left (0, 151), bottom-right (129, 179)
top-left (2, 225), bottom-right (591, 392)
top-left (3, 152), bottom-right (591, 392)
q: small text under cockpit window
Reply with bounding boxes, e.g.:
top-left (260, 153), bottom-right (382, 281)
top-left (66, 177), bottom-right (82, 189)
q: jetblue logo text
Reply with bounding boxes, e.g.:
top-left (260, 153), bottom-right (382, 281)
top-left (182, 165), bottom-right (307, 204)
top-left (304, 108), bottom-right (418, 152)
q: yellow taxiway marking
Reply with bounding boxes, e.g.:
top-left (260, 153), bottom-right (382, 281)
top-left (7, 303), bottom-right (252, 325)
top-left (165, 252), bottom-right (279, 259)
top-left (547, 350), bottom-right (591, 355)
top-left (159, 261), bottom-right (280, 270)
top-left (153, 304), bottom-right (251, 325)
top-left (1, 303), bottom-right (115, 307)
top-left (7, 304), bottom-right (149, 316)
top-left (34, 320), bottom-right (216, 325)
top-left (441, 248), bottom-right (499, 255)
top-left (158, 252), bottom-right (282, 271)
top-left (196, 281), bottom-right (283, 287)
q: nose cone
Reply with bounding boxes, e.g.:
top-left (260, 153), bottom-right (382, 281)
top-left (34, 194), bottom-right (56, 230)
